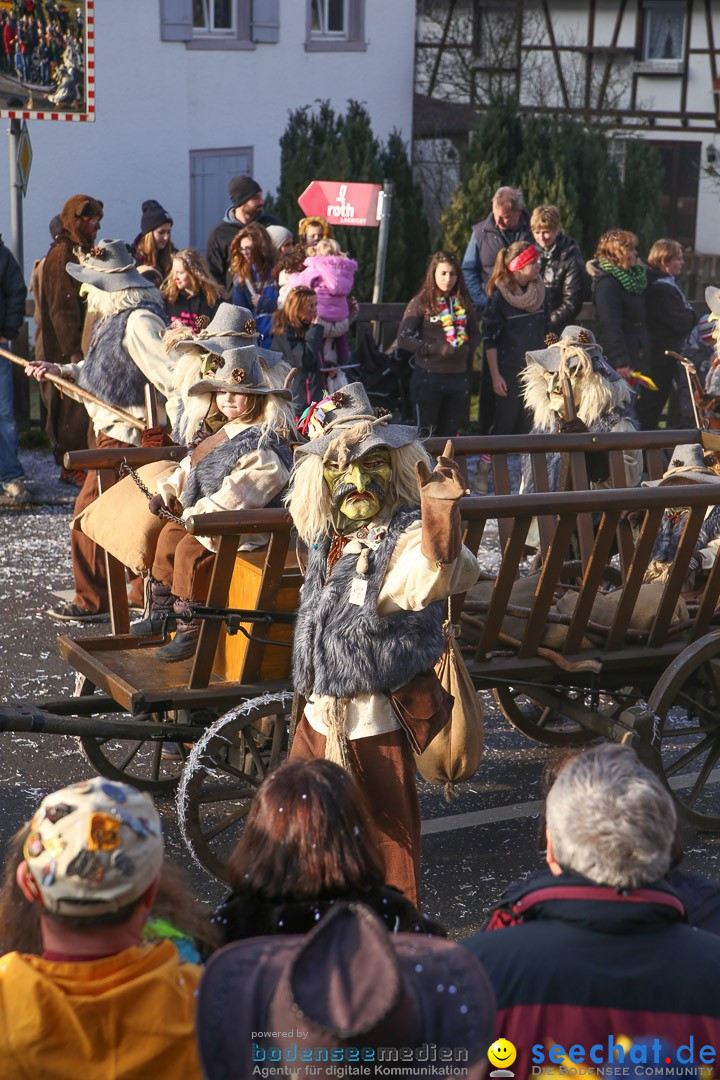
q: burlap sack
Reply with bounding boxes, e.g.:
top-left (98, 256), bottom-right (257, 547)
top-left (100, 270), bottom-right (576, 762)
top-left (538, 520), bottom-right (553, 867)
top-left (72, 460), bottom-right (177, 574)
top-left (555, 583), bottom-right (688, 644)
top-left (414, 626), bottom-right (484, 799)
top-left (461, 574), bottom-right (689, 652)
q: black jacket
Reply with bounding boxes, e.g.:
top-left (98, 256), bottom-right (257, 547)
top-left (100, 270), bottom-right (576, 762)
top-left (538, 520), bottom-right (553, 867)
top-left (465, 869), bottom-right (720, 1079)
top-left (482, 289), bottom-right (548, 369)
top-left (644, 267), bottom-right (696, 364)
top-left (0, 239), bottom-right (27, 341)
top-left (537, 233), bottom-right (585, 332)
top-left (214, 882), bottom-right (445, 945)
top-left (206, 207), bottom-right (284, 287)
top-left (588, 260), bottom-right (650, 370)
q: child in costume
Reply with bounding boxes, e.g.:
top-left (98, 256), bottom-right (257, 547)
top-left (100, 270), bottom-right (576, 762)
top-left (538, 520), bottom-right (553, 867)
top-left (131, 344), bottom-right (295, 662)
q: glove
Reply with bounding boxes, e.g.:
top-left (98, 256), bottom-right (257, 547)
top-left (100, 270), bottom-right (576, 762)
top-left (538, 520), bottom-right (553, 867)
top-left (415, 440), bottom-right (467, 564)
top-left (148, 493), bottom-right (167, 517)
top-left (558, 417), bottom-right (588, 435)
top-left (141, 426), bottom-right (174, 448)
top-left (558, 417), bottom-right (609, 483)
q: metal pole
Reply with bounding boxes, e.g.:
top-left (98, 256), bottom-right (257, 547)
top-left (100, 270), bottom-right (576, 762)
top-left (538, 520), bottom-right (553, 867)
top-left (371, 179), bottom-right (394, 307)
top-left (8, 118), bottom-right (23, 274)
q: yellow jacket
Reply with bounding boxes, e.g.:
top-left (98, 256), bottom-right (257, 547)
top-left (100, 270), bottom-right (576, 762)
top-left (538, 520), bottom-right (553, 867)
top-left (0, 940), bottom-right (202, 1079)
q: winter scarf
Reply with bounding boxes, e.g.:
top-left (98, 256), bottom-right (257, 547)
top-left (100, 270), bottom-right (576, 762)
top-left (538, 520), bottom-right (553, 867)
top-left (78, 302), bottom-right (168, 408)
top-left (598, 259), bottom-right (648, 294)
top-left (183, 425), bottom-right (293, 509)
top-left (495, 277), bottom-right (545, 312)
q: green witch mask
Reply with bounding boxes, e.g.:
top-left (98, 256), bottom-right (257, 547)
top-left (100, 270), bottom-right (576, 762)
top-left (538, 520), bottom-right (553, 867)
top-left (323, 448), bottom-right (392, 533)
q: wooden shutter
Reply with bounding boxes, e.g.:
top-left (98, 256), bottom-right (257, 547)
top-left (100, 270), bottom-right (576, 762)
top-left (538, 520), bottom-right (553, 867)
top-left (251, 0), bottom-right (280, 43)
top-left (159, 0), bottom-right (193, 42)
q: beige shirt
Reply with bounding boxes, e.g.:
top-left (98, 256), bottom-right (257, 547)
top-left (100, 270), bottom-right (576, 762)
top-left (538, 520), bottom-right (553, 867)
top-left (157, 419), bottom-right (290, 553)
top-left (305, 520), bottom-right (480, 740)
top-left (58, 309), bottom-right (173, 445)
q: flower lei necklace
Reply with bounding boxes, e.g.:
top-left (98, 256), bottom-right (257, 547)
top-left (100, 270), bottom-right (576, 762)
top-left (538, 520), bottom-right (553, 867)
top-left (434, 295), bottom-right (468, 348)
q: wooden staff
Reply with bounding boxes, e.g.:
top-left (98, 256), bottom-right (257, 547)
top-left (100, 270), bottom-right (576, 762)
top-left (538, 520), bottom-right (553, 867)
top-left (3, 348), bottom-right (145, 431)
top-left (665, 349), bottom-right (702, 429)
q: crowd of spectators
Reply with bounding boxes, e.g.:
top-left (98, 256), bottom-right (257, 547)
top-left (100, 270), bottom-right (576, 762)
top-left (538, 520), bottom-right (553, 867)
top-left (0, 744), bottom-right (718, 1076)
top-left (0, 1), bottom-right (83, 90)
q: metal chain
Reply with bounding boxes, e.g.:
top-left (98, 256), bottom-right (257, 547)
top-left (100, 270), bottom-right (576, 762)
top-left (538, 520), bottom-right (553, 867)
top-left (119, 460), bottom-right (184, 525)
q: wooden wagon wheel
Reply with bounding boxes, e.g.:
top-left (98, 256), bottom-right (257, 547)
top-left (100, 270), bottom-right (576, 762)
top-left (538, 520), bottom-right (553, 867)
top-left (74, 675), bottom-right (194, 796)
top-left (646, 630), bottom-right (720, 831)
top-left (493, 684), bottom-right (600, 746)
top-left (177, 692), bottom-right (293, 881)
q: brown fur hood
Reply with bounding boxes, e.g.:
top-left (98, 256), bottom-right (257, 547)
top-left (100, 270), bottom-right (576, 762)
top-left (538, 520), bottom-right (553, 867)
top-left (59, 194), bottom-right (104, 247)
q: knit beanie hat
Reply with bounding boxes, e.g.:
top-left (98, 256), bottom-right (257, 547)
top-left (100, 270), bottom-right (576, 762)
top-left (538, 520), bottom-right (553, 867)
top-left (266, 225), bottom-right (293, 251)
top-left (229, 175), bottom-right (261, 208)
top-left (140, 199), bottom-right (173, 235)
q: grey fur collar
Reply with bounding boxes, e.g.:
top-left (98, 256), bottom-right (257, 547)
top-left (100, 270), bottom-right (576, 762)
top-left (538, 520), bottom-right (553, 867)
top-left (293, 506), bottom-right (445, 698)
top-left (184, 426), bottom-right (293, 508)
top-left (78, 302), bottom-right (168, 408)
top-left (521, 407), bottom-right (638, 493)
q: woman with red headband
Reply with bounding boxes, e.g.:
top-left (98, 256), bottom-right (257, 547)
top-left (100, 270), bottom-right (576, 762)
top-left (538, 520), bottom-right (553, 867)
top-left (483, 240), bottom-right (548, 437)
top-left (398, 250), bottom-right (481, 436)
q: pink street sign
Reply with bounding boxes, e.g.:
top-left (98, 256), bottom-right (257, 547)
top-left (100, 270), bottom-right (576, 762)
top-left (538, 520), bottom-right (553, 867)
top-left (298, 180), bottom-right (382, 227)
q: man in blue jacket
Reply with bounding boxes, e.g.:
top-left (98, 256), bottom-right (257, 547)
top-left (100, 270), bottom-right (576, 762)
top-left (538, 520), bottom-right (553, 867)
top-left (461, 186), bottom-right (532, 315)
top-left (0, 236), bottom-right (27, 503)
top-left (464, 744), bottom-right (720, 1078)
top-left (205, 175), bottom-right (283, 288)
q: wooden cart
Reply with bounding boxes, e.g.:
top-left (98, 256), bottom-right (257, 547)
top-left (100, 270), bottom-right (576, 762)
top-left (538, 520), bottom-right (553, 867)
top-left (2, 429), bottom-right (720, 882)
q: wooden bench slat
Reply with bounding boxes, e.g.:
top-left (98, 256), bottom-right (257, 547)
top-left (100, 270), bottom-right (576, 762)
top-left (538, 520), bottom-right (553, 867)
top-left (692, 544), bottom-right (720, 640)
top-left (189, 533), bottom-right (240, 689)
top-left (530, 452), bottom-right (555, 556)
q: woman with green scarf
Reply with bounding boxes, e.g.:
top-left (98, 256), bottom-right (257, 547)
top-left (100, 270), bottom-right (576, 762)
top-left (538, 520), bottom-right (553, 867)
top-left (587, 229), bottom-right (650, 380)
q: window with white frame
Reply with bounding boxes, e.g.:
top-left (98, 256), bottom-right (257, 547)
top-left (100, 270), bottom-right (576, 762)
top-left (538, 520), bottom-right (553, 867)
top-left (193, 0), bottom-right (235, 35)
top-left (641, 1), bottom-right (687, 62)
top-left (311, 0), bottom-right (349, 38)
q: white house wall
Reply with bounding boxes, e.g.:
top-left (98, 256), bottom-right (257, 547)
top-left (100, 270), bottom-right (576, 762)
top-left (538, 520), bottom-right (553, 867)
top-left (0, 0), bottom-right (415, 279)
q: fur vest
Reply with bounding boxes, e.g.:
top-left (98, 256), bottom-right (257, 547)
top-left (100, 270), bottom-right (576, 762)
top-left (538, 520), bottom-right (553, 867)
top-left (522, 407), bottom-right (638, 493)
top-left (293, 507), bottom-right (445, 699)
top-left (184, 425), bottom-right (293, 508)
top-left (78, 302), bottom-right (168, 407)
top-left (650, 503), bottom-right (720, 569)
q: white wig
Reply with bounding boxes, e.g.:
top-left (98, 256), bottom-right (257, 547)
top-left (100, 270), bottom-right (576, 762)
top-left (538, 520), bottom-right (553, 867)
top-left (520, 357), bottom-right (633, 431)
top-left (80, 282), bottom-right (164, 316)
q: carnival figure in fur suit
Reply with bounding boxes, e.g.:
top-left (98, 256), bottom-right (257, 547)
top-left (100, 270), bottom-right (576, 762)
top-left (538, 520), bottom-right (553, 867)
top-left (27, 239), bottom-right (172, 621)
top-left (642, 443), bottom-right (720, 587)
top-left (519, 325), bottom-right (642, 493)
top-left (285, 383), bottom-right (480, 906)
top-left (131, 345), bottom-right (296, 662)
top-left (165, 302), bottom-right (292, 445)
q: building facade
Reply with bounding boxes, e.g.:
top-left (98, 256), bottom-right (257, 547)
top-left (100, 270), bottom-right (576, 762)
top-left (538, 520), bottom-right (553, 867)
top-left (0, 0), bottom-right (415, 278)
top-left (415, 0), bottom-right (720, 252)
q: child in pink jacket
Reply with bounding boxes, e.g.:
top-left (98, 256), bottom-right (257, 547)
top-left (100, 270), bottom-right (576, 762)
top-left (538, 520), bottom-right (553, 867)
top-left (288, 239), bottom-right (357, 380)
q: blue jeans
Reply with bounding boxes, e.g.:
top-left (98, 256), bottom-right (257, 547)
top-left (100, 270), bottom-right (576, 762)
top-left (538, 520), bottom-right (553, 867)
top-left (0, 353), bottom-right (23, 484)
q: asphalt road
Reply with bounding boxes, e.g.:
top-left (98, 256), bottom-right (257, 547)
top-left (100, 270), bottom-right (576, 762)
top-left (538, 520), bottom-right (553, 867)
top-left (1, 451), bottom-right (719, 939)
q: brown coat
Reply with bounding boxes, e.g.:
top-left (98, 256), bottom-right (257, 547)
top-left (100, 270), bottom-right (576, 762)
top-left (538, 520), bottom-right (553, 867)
top-left (38, 194), bottom-right (103, 362)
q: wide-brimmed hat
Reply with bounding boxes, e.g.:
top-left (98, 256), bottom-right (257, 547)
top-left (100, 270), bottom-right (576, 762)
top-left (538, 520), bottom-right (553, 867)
top-left (23, 778), bottom-right (163, 917)
top-left (642, 443), bottom-right (720, 487)
top-left (173, 302), bottom-right (283, 371)
top-left (66, 239), bottom-right (157, 292)
top-left (294, 382), bottom-right (418, 461)
top-left (197, 902), bottom-right (495, 1080)
top-left (525, 325), bottom-right (621, 382)
top-left (188, 345), bottom-right (291, 399)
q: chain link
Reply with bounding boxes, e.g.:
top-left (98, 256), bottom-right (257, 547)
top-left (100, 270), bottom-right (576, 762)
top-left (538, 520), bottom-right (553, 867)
top-left (118, 460), bottom-right (184, 525)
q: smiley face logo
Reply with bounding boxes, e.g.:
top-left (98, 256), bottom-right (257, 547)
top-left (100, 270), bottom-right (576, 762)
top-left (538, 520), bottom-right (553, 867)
top-left (488, 1040), bottom-right (517, 1070)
